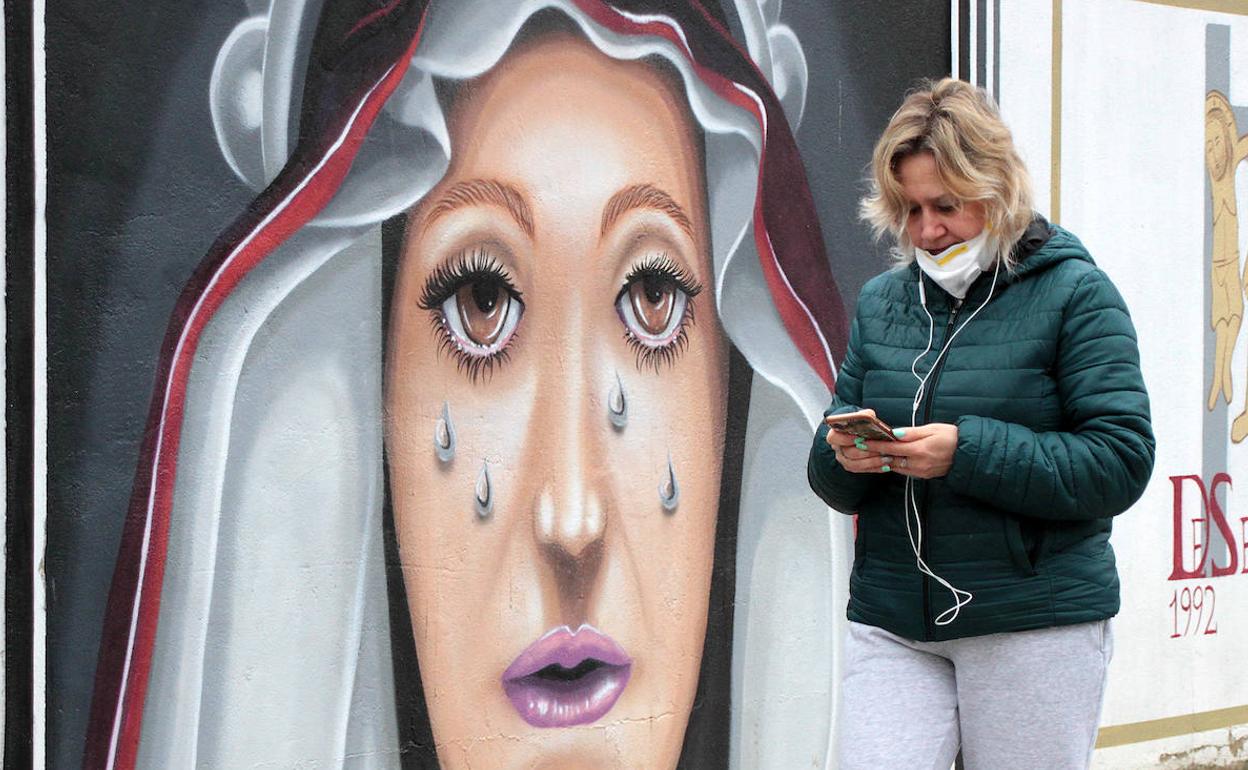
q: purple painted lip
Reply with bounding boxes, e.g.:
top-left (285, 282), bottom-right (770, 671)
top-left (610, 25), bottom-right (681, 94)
top-left (502, 624), bottom-right (632, 728)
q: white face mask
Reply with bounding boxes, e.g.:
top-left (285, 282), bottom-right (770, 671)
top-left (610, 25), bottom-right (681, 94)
top-left (914, 228), bottom-right (998, 300)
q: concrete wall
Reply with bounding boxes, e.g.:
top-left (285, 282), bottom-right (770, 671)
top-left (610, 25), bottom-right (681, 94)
top-left (996, 1), bottom-right (1248, 767)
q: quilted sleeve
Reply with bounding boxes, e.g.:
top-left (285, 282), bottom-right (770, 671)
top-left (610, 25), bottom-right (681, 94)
top-left (944, 269), bottom-right (1155, 520)
top-left (808, 313), bottom-right (883, 513)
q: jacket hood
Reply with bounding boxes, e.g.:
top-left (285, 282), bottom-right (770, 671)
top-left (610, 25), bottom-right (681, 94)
top-left (1005, 216), bottom-right (1096, 283)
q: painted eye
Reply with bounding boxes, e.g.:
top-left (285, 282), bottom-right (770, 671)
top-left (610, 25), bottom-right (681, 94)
top-left (620, 273), bottom-right (687, 344)
top-left (444, 278), bottom-right (522, 352)
top-left (419, 249), bottom-right (524, 380)
top-left (616, 254), bottom-right (702, 370)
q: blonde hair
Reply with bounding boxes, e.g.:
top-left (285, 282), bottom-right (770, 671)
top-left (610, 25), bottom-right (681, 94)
top-left (860, 78), bottom-right (1034, 269)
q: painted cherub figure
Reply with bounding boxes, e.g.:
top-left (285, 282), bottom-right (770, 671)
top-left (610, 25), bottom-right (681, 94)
top-left (1205, 91), bottom-right (1248, 441)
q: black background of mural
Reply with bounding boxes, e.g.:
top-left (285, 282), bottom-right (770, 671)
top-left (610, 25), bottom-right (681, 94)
top-left (6, 0), bottom-right (36, 765)
top-left (25, 0), bottom-right (949, 764)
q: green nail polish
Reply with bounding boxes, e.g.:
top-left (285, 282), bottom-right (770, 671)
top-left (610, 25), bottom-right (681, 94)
top-left (893, 428), bottom-right (907, 438)
top-left (881, 465), bottom-right (891, 473)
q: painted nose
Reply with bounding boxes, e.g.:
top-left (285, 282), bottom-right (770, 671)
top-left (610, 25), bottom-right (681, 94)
top-left (533, 459), bottom-right (606, 632)
top-left (530, 335), bottom-right (607, 563)
top-left (535, 485), bottom-right (605, 560)
top-left (529, 357), bottom-right (609, 625)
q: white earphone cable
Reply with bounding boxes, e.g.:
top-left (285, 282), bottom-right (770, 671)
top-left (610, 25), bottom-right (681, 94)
top-left (904, 259), bottom-right (1000, 625)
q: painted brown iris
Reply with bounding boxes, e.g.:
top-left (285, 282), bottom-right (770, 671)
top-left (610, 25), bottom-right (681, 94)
top-left (628, 274), bottom-right (675, 336)
top-left (456, 279), bottom-right (512, 346)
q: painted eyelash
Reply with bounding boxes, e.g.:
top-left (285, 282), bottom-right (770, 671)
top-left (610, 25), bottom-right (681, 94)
top-left (620, 254), bottom-right (704, 302)
top-left (418, 248), bottom-right (522, 310)
top-left (420, 248), bottom-right (522, 383)
top-left (623, 303), bottom-right (696, 373)
top-left (426, 310), bottom-right (520, 383)
top-left (618, 253), bottom-right (703, 373)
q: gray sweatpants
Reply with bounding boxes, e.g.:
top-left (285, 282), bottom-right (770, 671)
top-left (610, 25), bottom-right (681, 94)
top-left (838, 620), bottom-right (1113, 770)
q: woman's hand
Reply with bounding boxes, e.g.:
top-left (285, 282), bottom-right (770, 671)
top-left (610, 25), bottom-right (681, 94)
top-left (824, 409), bottom-right (893, 474)
top-left (862, 422), bottom-right (959, 479)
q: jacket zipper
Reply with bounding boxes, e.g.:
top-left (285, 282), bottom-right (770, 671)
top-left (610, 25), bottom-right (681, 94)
top-left (918, 293), bottom-right (962, 638)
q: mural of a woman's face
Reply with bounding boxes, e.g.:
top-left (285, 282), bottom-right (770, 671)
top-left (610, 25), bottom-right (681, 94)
top-left (385, 29), bottom-right (729, 769)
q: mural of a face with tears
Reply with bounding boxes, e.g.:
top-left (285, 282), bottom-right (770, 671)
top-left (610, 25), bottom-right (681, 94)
top-left (71, 1), bottom-right (887, 767)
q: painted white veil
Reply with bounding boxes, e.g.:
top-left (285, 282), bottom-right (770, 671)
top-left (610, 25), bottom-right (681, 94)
top-left (92, 1), bottom-right (854, 767)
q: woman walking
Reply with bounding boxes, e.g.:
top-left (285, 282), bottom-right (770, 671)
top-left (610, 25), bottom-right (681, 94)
top-left (808, 78), bottom-right (1155, 769)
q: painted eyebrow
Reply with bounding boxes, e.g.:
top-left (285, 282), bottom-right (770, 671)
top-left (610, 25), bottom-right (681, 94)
top-left (420, 178), bottom-right (534, 238)
top-left (600, 183), bottom-right (695, 240)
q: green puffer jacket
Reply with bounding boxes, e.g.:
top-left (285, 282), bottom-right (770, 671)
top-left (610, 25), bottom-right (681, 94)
top-left (808, 219), bottom-right (1155, 642)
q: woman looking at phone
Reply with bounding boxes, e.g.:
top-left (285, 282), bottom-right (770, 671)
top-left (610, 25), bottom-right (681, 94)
top-left (807, 78), bottom-right (1154, 769)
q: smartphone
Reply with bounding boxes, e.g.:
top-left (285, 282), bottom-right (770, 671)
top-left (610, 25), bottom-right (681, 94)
top-left (826, 414), bottom-right (897, 442)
